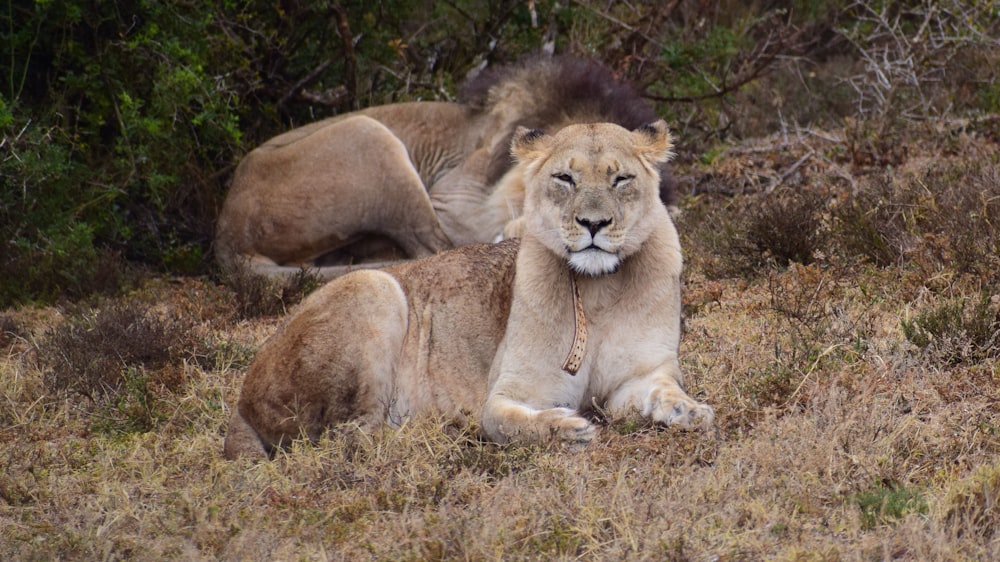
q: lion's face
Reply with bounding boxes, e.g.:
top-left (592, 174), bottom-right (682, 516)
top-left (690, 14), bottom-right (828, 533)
top-left (512, 121), bottom-right (675, 276)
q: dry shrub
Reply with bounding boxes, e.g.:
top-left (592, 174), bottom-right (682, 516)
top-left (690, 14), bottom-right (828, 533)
top-left (32, 298), bottom-right (210, 434)
top-left (744, 189), bottom-right (829, 268)
top-left (924, 165), bottom-right (1000, 277)
top-left (830, 172), bottom-right (907, 266)
top-left (837, 1), bottom-right (1000, 126)
top-left (902, 292), bottom-right (1000, 365)
top-left (678, 187), bottom-right (830, 278)
top-left (832, 163), bottom-right (1000, 276)
top-left (35, 300), bottom-right (197, 403)
top-left (221, 265), bottom-right (323, 319)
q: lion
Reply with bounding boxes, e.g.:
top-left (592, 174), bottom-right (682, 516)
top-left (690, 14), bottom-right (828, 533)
top-left (223, 120), bottom-right (713, 460)
top-left (214, 56), bottom-right (675, 279)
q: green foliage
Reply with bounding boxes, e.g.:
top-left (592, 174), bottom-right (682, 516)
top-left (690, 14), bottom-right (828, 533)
top-left (854, 481), bottom-right (927, 530)
top-left (0, 0), bottom-right (558, 306)
top-left (659, 26), bottom-right (743, 97)
top-left (2, 1), bottom-right (247, 304)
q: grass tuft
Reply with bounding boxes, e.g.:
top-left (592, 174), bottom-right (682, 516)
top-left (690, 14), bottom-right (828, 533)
top-left (220, 266), bottom-right (323, 319)
top-left (943, 462), bottom-right (1000, 542)
top-left (902, 292), bottom-right (1000, 365)
top-left (0, 315), bottom-right (28, 348)
top-left (854, 481), bottom-right (928, 530)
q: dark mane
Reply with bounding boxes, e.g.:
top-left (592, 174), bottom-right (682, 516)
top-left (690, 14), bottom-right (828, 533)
top-left (460, 55), bottom-right (676, 206)
top-left (460, 55), bottom-right (659, 129)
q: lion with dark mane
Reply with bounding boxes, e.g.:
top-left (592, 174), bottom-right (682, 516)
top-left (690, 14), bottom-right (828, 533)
top-left (215, 56), bottom-right (674, 278)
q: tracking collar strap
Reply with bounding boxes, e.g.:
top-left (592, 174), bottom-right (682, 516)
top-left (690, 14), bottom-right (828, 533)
top-left (561, 272), bottom-right (588, 375)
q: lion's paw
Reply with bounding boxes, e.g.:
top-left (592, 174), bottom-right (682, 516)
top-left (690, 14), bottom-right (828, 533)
top-left (537, 408), bottom-right (598, 445)
top-left (650, 396), bottom-right (715, 431)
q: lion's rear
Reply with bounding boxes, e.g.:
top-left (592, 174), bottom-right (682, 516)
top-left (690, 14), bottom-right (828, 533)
top-left (227, 269), bottom-right (409, 459)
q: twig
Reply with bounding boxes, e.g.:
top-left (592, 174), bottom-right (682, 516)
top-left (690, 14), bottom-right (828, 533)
top-left (332, 5), bottom-right (356, 110)
top-left (570, 0), bottom-right (669, 53)
top-left (768, 149), bottom-right (815, 193)
top-left (277, 59), bottom-right (334, 110)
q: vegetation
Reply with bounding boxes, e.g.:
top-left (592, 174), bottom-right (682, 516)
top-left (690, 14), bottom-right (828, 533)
top-left (2, 0), bottom-right (1000, 559)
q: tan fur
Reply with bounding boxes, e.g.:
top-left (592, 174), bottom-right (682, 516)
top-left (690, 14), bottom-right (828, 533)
top-left (223, 121), bottom-right (713, 460)
top-left (214, 58), bottom-right (670, 279)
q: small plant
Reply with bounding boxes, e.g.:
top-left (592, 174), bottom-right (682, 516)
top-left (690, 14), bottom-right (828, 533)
top-left (90, 366), bottom-right (169, 436)
top-left (901, 293), bottom-right (1000, 364)
top-left (739, 363), bottom-right (801, 410)
top-left (943, 462), bottom-right (1000, 540)
top-left (854, 481), bottom-right (928, 530)
top-left (221, 265), bottom-right (323, 319)
top-left (36, 298), bottom-right (196, 403)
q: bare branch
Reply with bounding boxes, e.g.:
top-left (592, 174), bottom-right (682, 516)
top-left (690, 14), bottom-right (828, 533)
top-left (332, 4), bottom-right (357, 110)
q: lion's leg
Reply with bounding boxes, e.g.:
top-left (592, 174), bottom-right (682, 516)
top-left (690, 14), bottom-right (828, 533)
top-left (481, 395), bottom-right (598, 446)
top-left (227, 270), bottom-right (409, 457)
top-left (480, 363), bottom-right (598, 446)
top-left (226, 116), bottom-right (454, 277)
top-left (366, 141), bottom-right (455, 259)
top-left (605, 362), bottom-right (714, 430)
top-left (308, 116), bottom-right (453, 259)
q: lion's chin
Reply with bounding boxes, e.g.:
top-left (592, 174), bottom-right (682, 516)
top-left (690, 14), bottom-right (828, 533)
top-left (568, 248), bottom-right (620, 276)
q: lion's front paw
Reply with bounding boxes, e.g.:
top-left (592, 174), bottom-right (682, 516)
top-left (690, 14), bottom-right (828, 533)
top-left (650, 396), bottom-right (715, 431)
top-left (483, 400), bottom-right (597, 447)
top-left (539, 409), bottom-right (598, 445)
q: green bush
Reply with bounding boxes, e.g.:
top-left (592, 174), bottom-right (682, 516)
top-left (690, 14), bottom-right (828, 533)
top-left (854, 481), bottom-right (928, 530)
top-left (0, 0), bottom-right (560, 306)
top-left (2, 1), bottom-right (248, 304)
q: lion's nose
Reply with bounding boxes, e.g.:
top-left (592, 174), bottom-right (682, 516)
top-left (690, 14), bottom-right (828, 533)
top-left (576, 217), bottom-right (612, 236)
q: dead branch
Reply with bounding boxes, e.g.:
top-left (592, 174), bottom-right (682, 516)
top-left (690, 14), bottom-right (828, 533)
top-left (332, 4), bottom-right (357, 110)
top-left (277, 58), bottom-right (334, 110)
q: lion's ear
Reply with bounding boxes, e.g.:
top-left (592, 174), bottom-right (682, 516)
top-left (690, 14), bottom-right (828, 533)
top-left (632, 120), bottom-right (675, 165)
top-left (510, 126), bottom-right (552, 162)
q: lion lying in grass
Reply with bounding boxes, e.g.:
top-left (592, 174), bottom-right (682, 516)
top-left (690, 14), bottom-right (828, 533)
top-left (223, 120), bottom-right (713, 459)
top-left (214, 56), bottom-right (674, 279)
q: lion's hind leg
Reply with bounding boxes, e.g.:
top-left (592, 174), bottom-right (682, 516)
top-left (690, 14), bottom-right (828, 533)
top-left (226, 270), bottom-right (409, 459)
top-left (299, 115), bottom-right (454, 261)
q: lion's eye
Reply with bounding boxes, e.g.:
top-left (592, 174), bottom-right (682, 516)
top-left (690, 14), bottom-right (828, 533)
top-left (553, 173), bottom-right (575, 186)
top-left (613, 175), bottom-right (634, 188)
